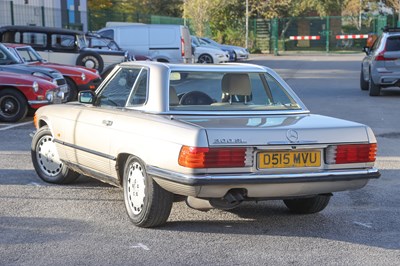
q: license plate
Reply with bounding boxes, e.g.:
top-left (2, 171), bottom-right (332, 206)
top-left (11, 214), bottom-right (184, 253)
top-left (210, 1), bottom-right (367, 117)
top-left (258, 150), bottom-right (321, 169)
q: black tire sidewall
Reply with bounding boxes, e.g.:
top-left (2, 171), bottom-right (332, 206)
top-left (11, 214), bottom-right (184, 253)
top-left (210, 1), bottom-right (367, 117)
top-left (123, 155), bottom-right (173, 227)
top-left (0, 89), bottom-right (28, 122)
top-left (198, 54), bottom-right (213, 64)
top-left (283, 195), bottom-right (331, 214)
top-left (65, 78), bottom-right (78, 101)
top-left (368, 71), bottom-right (381, 96)
top-left (360, 69), bottom-right (369, 91)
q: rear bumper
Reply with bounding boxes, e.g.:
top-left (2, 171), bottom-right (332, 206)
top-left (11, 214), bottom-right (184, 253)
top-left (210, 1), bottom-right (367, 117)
top-left (148, 167), bottom-right (380, 198)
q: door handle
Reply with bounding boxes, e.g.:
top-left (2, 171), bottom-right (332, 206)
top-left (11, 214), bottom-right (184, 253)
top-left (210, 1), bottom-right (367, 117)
top-left (102, 120), bottom-right (113, 126)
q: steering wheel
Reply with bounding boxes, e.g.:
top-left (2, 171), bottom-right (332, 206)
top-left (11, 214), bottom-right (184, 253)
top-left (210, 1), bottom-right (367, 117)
top-left (179, 91), bottom-right (214, 105)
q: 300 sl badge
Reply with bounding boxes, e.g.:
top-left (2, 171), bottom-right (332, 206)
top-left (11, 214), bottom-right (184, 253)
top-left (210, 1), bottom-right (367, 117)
top-left (213, 138), bottom-right (247, 144)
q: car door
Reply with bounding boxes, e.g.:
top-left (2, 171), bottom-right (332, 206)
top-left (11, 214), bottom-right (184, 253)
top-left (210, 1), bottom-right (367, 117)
top-left (46, 33), bottom-right (79, 65)
top-left (72, 66), bottom-right (143, 178)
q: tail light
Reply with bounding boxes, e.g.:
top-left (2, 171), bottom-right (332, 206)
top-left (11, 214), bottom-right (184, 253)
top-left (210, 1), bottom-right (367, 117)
top-left (375, 50), bottom-right (396, 61)
top-left (325, 144), bottom-right (377, 164)
top-left (181, 37), bottom-right (185, 57)
top-left (178, 146), bottom-right (249, 168)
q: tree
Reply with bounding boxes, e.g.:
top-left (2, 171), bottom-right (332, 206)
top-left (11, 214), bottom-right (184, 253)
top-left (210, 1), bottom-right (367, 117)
top-left (183, 0), bottom-right (217, 37)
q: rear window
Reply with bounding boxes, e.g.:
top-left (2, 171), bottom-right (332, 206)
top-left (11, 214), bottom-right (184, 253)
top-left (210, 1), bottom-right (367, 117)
top-left (385, 36), bottom-right (400, 51)
top-left (169, 71), bottom-right (300, 112)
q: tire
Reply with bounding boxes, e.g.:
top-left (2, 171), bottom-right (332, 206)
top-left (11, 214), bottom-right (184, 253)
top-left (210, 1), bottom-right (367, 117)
top-left (0, 89), bottom-right (28, 122)
top-left (368, 72), bottom-right (381, 96)
top-left (123, 155), bottom-right (173, 228)
top-left (233, 51), bottom-right (238, 61)
top-left (76, 52), bottom-right (104, 73)
top-left (360, 69), bottom-right (369, 91)
top-left (65, 78), bottom-right (78, 101)
top-left (283, 194), bottom-right (331, 214)
top-left (31, 126), bottom-right (80, 184)
top-left (198, 54), bottom-right (214, 64)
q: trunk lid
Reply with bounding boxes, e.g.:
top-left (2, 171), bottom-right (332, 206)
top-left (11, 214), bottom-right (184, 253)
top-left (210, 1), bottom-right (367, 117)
top-left (176, 114), bottom-right (369, 146)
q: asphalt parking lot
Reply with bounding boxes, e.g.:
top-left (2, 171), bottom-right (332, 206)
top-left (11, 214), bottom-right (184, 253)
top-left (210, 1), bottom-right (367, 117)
top-left (1, 54), bottom-right (399, 265)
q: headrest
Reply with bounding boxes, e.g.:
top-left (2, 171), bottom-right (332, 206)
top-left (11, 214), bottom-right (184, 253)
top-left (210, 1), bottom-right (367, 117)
top-left (169, 86), bottom-right (179, 106)
top-left (221, 73), bottom-right (251, 96)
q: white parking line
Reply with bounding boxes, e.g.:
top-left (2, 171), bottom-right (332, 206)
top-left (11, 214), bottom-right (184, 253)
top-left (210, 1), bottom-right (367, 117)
top-left (130, 243), bottom-right (150, 250)
top-left (0, 121), bottom-right (33, 131)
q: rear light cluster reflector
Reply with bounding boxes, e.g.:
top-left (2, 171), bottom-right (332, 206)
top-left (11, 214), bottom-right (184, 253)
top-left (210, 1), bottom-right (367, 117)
top-left (178, 146), bottom-right (252, 168)
top-left (375, 50), bottom-right (396, 61)
top-left (181, 38), bottom-right (185, 57)
top-left (325, 144), bottom-right (377, 164)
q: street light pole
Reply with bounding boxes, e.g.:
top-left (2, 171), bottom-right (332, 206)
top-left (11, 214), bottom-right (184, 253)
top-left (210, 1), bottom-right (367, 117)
top-left (245, 0), bottom-right (248, 49)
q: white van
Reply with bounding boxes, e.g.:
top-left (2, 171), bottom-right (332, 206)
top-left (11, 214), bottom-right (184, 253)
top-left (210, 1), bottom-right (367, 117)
top-left (97, 23), bottom-right (192, 63)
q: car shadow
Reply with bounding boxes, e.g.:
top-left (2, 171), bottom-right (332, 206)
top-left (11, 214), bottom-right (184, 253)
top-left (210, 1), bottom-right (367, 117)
top-left (0, 216), bottom-right (90, 245)
top-left (0, 169), bottom-right (112, 188)
top-left (163, 199), bottom-right (399, 250)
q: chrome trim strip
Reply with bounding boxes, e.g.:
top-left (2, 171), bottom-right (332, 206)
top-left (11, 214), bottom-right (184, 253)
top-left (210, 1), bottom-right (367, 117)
top-left (143, 110), bottom-right (311, 116)
top-left (54, 139), bottom-right (117, 161)
top-left (28, 100), bottom-right (50, 104)
top-left (147, 166), bottom-right (381, 186)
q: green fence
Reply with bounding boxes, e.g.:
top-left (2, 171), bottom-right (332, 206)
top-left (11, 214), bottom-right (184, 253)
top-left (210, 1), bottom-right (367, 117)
top-left (88, 11), bottom-right (398, 54)
top-left (264, 15), bottom-right (399, 54)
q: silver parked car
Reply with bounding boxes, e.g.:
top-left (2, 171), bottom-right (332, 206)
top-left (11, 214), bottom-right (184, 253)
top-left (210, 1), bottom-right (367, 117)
top-left (31, 61), bottom-right (380, 228)
top-left (361, 27), bottom-right (400, 96)
top-left (201, 37), bottom-right (249, 61)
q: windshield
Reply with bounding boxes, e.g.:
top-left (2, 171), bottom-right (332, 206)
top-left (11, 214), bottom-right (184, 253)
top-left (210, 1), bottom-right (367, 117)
top-left (0, 44), bottom-right (20, 65)
top-left (191, 36), bottom-right (200, 46)
top-left (169, 71), bottom-right (301, 112)
top-left (14, 46), bottom-right (42, 63)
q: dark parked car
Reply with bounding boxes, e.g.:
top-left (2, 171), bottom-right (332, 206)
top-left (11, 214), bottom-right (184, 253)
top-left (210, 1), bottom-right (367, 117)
top-left (0, 25), bottom-right (132, 74)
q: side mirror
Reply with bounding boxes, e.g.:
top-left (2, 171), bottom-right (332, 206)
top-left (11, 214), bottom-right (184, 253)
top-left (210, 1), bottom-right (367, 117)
top-left (78, 90), bottom-right (95, 104)
top-left (362, 46), bottom-right (370, 54)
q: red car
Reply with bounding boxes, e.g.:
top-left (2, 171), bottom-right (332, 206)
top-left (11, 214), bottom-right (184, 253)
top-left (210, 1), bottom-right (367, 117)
top-left (5, 43), bottom-right (102, 101)
top-left (0, 71), bottom-right (64, 122)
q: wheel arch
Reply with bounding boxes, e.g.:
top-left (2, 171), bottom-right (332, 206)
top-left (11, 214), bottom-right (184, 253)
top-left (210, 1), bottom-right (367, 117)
top-left (116, 153), bottom-right (131, 186)
top-left (155, 57), bottom-right (170, 63)
top-left (0, 86), bottom-right (28, 101)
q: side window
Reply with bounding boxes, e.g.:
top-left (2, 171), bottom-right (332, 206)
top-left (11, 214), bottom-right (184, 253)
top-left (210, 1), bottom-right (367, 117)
top-left (127, 69), bottom-right (148, 106)
top-left (51, 34), bottom-right (75, 49)
top-left (22, 33), bottom-right (47, 48)
top-left (264, 73), bottom-right (294, 106)
top-left (96, 67), bottom-right (141, 107)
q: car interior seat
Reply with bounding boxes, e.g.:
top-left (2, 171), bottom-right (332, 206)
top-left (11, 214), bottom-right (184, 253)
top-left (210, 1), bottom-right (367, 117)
top-left (220, 73), bottom-right (252, 104)
top-left (169, 86), bottom-right (180, 106)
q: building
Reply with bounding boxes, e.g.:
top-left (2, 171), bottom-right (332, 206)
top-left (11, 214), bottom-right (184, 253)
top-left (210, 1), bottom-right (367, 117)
top-left (0, 0), bottom-right (88, 31)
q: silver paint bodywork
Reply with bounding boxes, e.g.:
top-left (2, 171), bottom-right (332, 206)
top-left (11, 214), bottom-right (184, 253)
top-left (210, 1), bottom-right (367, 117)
top-left (34, 62), bottom-right (380, 199)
